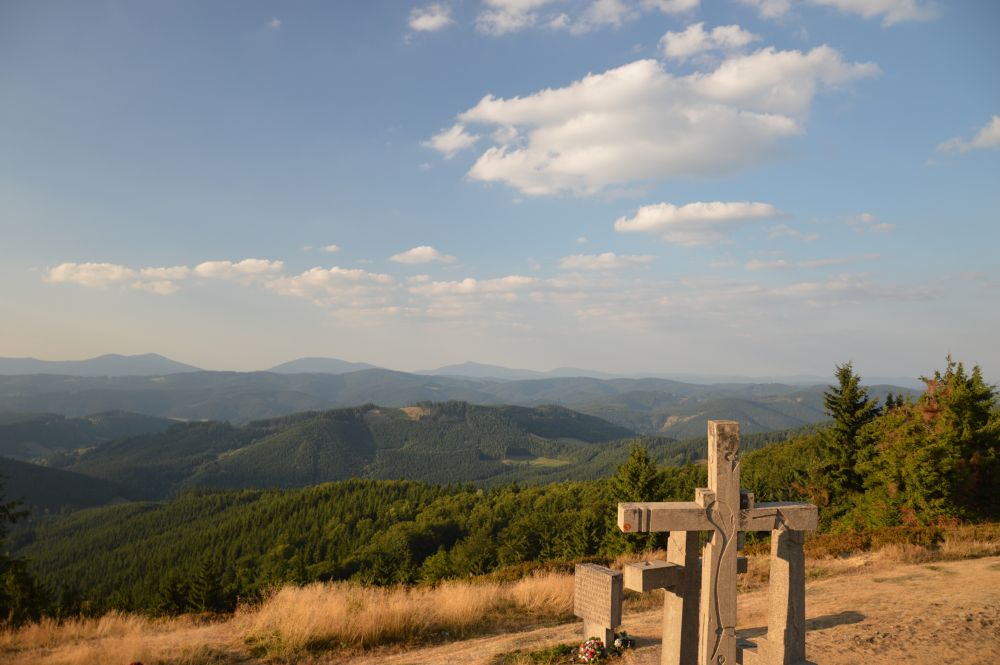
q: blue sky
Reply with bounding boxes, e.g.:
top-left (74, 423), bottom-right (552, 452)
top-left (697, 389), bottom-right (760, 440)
top-left (1, 0), bottom-right (998, 378)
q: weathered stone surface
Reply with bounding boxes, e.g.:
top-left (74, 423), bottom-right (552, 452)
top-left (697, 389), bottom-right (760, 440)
top-left (698, 419), bottom-right (741, 665)
top-left (616, 420), bottom-right (819, 665)
top-left (740, 503), bottom-right (818, 532)
top-left (574, 563), bottom-right (623, 630)
top-left (662, 530), bottom-right (701, 665)
top-left (623, 560), bottom-right (684, 593)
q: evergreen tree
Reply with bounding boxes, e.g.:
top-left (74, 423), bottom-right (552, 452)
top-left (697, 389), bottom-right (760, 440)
top-left (607, 443), bottom-right (666, 553)
top-left (188, 555), bottom-right (225, 613)
top-left (0, 480), bottom-right (49, 626)
top-left (818, 362), bottom-right (880, 520)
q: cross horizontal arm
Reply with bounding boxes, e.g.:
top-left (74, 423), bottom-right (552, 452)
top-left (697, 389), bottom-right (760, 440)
top-left (741, 502), bottom-right (818, 532)
top-left (618, 501), bottom-right (714, 533)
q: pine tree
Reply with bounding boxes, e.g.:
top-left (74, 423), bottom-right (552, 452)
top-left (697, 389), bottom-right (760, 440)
top-left (607, 443), bottom-right (666, 553)
top-left (188, 555), bottom-right (224, 613)
top-left (818, 362), bottom-right (880, 521)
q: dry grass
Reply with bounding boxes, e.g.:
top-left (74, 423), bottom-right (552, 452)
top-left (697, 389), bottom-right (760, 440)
top-left (4, 523), bottom-right (999, 664)
top-left (0, 612), bottom-right (231, 665)
top-left (238, 572), bottom-right (575, 660)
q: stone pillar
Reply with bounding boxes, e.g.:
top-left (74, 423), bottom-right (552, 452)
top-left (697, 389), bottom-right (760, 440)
top-left (699, 420), bottom-right (740, 665)
top-left (662, 530), bottom-right (701, 665)
top-left (766, 526), bottom-right (806, 664)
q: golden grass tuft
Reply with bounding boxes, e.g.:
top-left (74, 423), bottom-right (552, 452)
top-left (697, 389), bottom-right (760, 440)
top-left (238, 571), bottom-right (576, 659)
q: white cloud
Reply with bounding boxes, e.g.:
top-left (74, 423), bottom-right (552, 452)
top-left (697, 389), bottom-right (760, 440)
top-left (409, 274), bottom-right (537, 296)
top-left (659, 23), bottom-right (759, 60)
top-left (614, 201), bottom-right (781, 245)
top-left (194, 258), bottom-right (284, 279)
top-left (441, 47), bottom-right (875, 195)
top-left (45, 262), bottom-right (188, 295)
top-left (322, 244), bottom-right (341, 253)
top-left (140, 266), bottom-right (190, 280)
top-left (422, 123), bottom-right (479, 159)
top-left (409, 3), bottom-right (454, 32)
top-left (565, 0), bottom-right (638, 34)
top-left (767, 224), bottom-right (819, 241)
top-left (847, 212), bottom-right (894, 234)
top-left (686, 46), bottom-right (879, 116)
top-left (641, 0), bottom-right (700, 13)
top-left (559, 252), bottom-right (656, 270)
top-left (937, 115), bottom-right (1000, 153)
top-left (390, 246), bottom-right (457, 264)
top-left (737, 0), bottom-right (792, 19)
top-left (809, 0), bottom-right (937, 25)
top-left (746, 258), bottom-right (788, 270)
top-left (46, 262), bottom-right (136, 288)
top-left (576, 236), bottom-right (589, 244)
top-left (798, 253), bottom-right (879, 268)
top-left (267, 17), bottom-right (281, 30)
top-left (476, 0), bottom-right (557, 35)
top-left (740, 0), bottom-right (937, 25)
top-left (267, 266), bottom-right (395, 307)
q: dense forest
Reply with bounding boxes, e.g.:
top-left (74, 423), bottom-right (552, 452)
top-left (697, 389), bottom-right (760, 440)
top-left (1, 358), bottom-right (997, 626)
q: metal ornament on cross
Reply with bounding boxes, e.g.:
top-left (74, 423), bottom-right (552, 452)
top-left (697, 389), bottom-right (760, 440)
top-left (617, 420), bottom-right (818, 665)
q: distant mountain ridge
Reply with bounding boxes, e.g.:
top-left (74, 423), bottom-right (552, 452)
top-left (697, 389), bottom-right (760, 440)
top-left (0, 353), bottom-right (201, 376)
top-left (268, 357), bottom-right (378, 374)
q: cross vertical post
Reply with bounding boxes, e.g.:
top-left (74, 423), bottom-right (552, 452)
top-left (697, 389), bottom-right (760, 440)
top-left (764, 525), bottom-right (806, 664)
top-left (698, 420), bottom-right (741, 665)
top-left (662, 530), bottom-right (701, 665)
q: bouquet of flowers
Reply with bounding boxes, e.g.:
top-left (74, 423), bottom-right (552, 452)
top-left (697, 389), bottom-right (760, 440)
top-left (577, 637), bottom-right (607, 663)
top-left (612, 631), bottom-right (636, 652)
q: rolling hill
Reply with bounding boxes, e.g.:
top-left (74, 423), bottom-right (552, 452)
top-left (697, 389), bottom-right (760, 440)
top-left (0, 411), bottom-right (176, 461)
top-left (0, 353), bottom-right (201, 376)
top-left (50, 402), bottom-right (640, 497)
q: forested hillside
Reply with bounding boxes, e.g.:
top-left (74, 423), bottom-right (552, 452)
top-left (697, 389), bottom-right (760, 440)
top-left (0, 411), bottom-right (174, 461)
top-left (45, 402), bottom-right (639, 497)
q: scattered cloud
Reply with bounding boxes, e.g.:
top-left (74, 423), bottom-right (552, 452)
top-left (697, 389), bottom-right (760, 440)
top-left (614, 201), bottom-right (781, 245)
top-left (576, 236), bottom-right (589, 244)
top-left (45, 262), bottom-right (189, 295)
top-left (740, 0), bottom-right (937, 25)
top-left (46, 262), bottom-right (137, 288)
top-left (798, 252), bottom-right (879, 268)
top-left (322, 244), bottom-right (341, 253)
top-left (746, 258), bottom-right (788, 270)
top-left (267, 17), bottom-right (281, 30)
top-left (422, 123), bottom-right (479, 159)
top-left (937, 115), bottom-right (1000, 153)
top-left (194, 259), bottom-right (284, 280)
top-left (809, 0), bottom-right (937, 25)
top-left (847, 212), bottom-right (894, 234)
top-left (409, 3), bottom-right (454, 32)
top-left (390, 246), bottom-right (457, 264)
top-left (476, 0), bottom-right (557, 35)
top-left (266, 267), bottom-right (396, 308)
top-left (767, 224), bottom-right (819, 241)
top-left (438, 47), bottom-right (876, 195)
top-left (642, 0), bottom-right (700, 13)
top-left (659, 23), bottom-right (759, 60)
top-left (737, 0), bottom-right (792, 20)
top-left (409, 274), bottom-right (537, 296)
top-left (563, 0), bottom-right (639, 35)
top-left (559, 252), bottom-right (656, 270)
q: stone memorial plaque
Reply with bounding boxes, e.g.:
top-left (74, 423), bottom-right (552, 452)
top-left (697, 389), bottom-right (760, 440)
top-left (574, 563), bottom-right (622, 628)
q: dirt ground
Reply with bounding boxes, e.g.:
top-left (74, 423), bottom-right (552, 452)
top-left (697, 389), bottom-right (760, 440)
top-left (332, 555), bottom-right (1000, 665)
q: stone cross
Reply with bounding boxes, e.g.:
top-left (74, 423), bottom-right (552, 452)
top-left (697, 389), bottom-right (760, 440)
top-left (574, 563), bottom-right (623, 649)
top-left (617, 420), bottom-right (818, 665)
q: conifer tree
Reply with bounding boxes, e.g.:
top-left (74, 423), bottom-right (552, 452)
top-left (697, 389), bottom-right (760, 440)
top-left (188, 555), bottom-right (224, 613)
top-left (608, 443), bottom-right (666, 553)
top-left (818, 362), bottom-right (880, 520)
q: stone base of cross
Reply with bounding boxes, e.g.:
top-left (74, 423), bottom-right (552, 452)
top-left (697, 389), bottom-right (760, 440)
top-left (617, 420), bottom-right (818, 665)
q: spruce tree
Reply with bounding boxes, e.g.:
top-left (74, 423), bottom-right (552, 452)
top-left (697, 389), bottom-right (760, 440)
top-left (818, 362), bottom-right (880, 520)
top-left (608, 443), bottom-right (666, 553)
